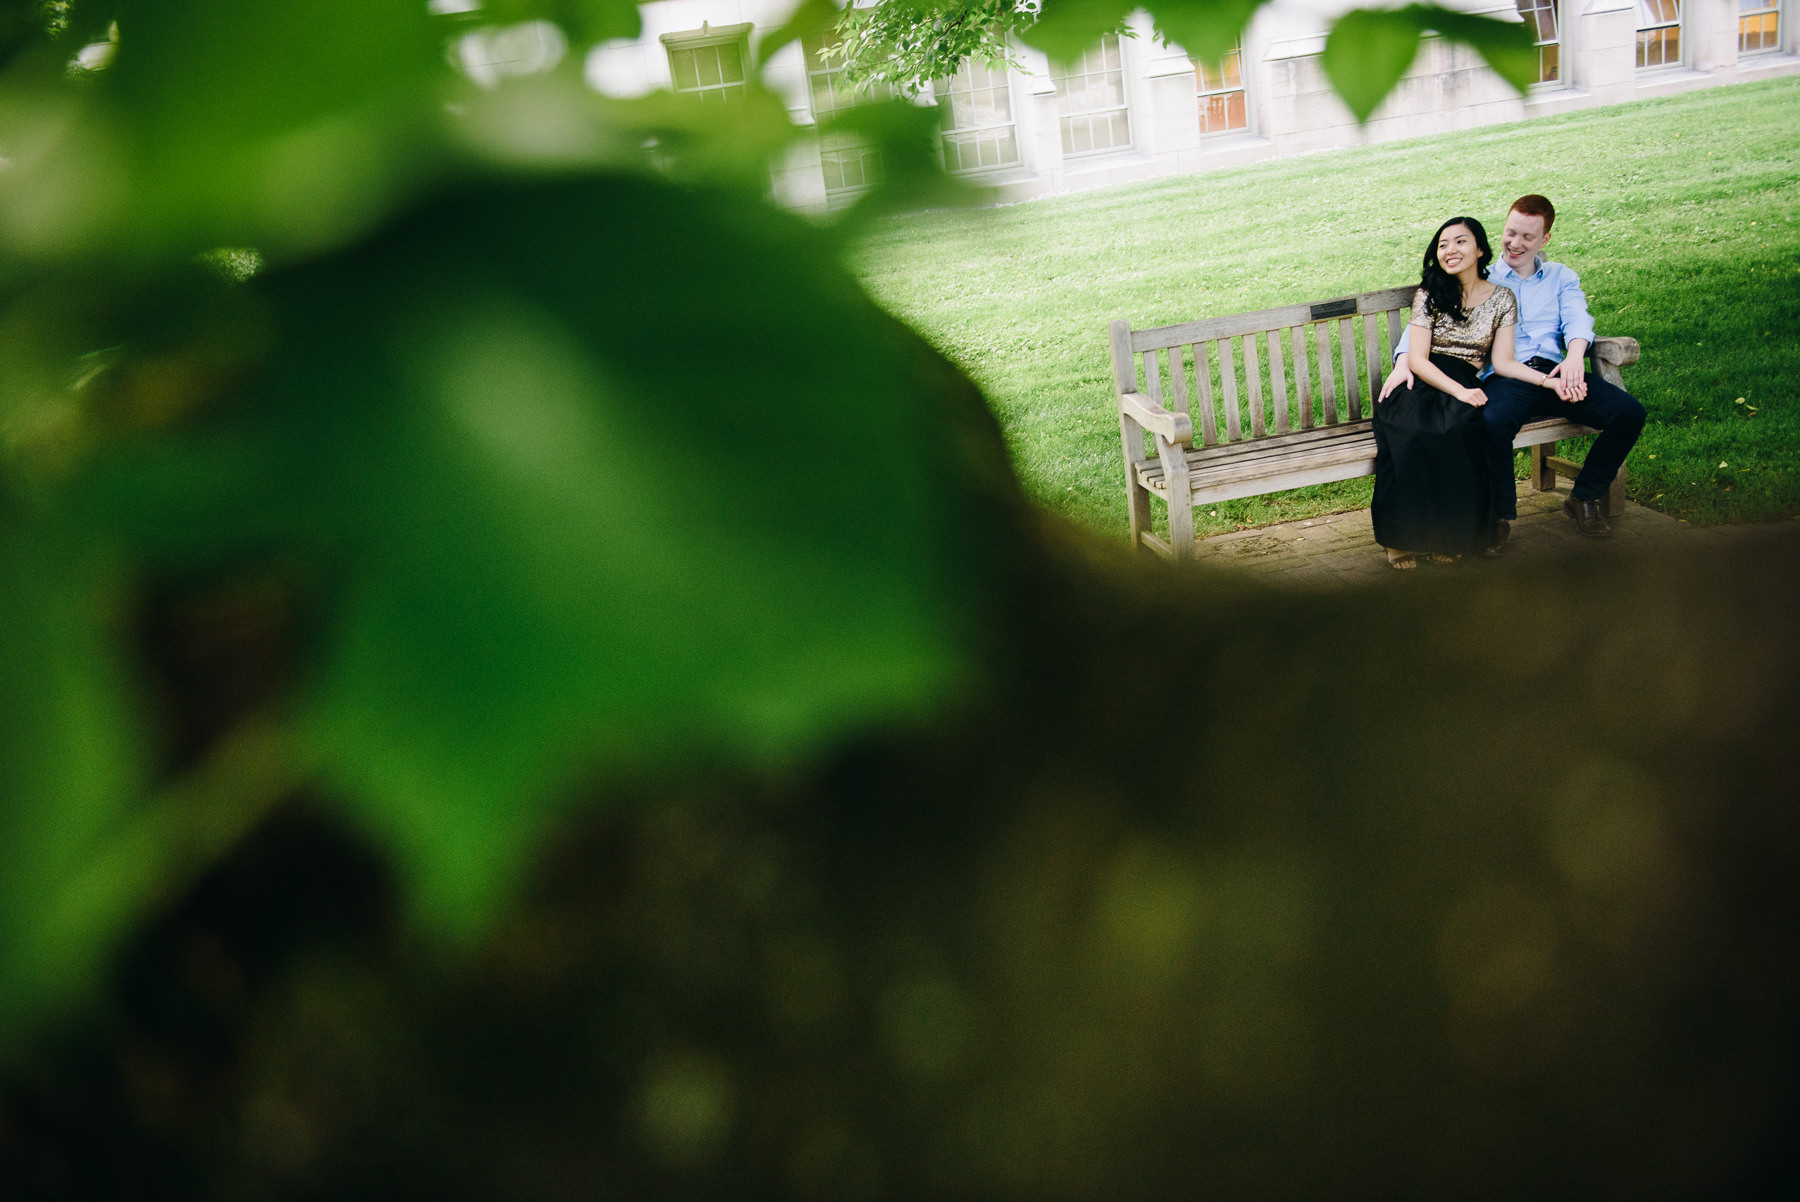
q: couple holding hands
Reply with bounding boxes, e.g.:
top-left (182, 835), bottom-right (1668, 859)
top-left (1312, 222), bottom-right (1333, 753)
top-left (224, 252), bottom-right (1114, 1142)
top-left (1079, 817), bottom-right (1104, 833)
top-left (1372, 194), bottom-right (1646, 569)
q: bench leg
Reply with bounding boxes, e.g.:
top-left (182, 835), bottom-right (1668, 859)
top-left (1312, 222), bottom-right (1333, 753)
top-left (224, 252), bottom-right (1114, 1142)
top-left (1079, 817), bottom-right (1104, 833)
top-left (1120, 415), bottom-right (1156, 557)
top-left (1530, 442), bottom-right (1557, 492)
top-left (1604, 469), bottom-right (1626, 518)
top-left (1124, 474), bottom-right (1154, 556)
top-left (1157, 433), bottom-right (1197, 562)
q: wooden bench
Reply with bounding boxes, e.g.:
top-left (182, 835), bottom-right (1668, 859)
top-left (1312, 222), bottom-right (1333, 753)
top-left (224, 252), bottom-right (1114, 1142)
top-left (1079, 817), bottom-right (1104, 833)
top-left (1108, 285), bottom-right (1641, 561)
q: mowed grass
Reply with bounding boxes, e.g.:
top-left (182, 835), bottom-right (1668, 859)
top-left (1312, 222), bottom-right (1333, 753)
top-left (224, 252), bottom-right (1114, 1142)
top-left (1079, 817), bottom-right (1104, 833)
top-left (850, 76), bottom-right (1800, 541)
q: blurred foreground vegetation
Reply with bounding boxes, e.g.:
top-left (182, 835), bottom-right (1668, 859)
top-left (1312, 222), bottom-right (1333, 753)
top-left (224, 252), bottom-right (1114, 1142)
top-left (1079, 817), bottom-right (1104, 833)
top-left (1, 1), bottom-right (1796, 1197)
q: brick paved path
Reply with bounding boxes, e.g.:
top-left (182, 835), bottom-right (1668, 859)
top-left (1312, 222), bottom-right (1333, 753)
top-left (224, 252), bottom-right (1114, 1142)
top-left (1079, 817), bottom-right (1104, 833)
top-left (1188, 484), bottom-right (1800, 587)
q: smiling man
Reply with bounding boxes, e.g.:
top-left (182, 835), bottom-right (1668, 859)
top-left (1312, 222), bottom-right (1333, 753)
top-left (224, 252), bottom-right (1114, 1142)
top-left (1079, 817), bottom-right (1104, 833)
top-left (1383, 195), bottom-right (1646, 552)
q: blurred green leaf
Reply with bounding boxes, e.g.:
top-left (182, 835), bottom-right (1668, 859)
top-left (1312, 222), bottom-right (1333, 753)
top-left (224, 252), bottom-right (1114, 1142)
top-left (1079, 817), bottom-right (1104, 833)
top-left (758, 0), bottom-right (841, 63)
top-left (478, 0), bottom-right (646, 46)
top-left (1322, 9), bottom-right (1424, 124)
top-left (1143, 0), bottom-right (1263, 68)
top-left (1023, 0), bottom-right (1133, 67)
top-left (1324, 6), bottom-right (1538, 123)
top-left (0, 0), bottom-right (446, 266)
top-left (0, 525), bottom-right (144, 1043)
top-left (820, 99), bottom-right (988, 224)
top-left (88, 175), bottom-right (1005, 936)
top-left (1415, 4), bottom-right (1538, 94)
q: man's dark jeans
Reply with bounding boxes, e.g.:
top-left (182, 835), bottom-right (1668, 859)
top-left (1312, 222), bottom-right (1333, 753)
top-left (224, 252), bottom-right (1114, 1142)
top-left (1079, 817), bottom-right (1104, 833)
top-left (1480, 369), bottom-right (1646, 520)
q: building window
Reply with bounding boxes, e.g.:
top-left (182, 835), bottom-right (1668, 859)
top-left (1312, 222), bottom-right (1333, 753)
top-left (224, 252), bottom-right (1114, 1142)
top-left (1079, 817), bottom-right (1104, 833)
top-left (1636, 0), bottom-right (1682, 66)
top-left (937, 59), bottom-right (1019, 172)
top-left (804, 35), bottom-right (893, 198)
top-left (1739, 0), bottom-right (1781, 52)
top-left (1051, 34), bottom-right (1131, 156)
top-left (1515, 0), bottom-right (1561, 83)
top-left (1194, 45), bottom-right (1248, 135)
top-left (662, 24), bottom-right (751, 103)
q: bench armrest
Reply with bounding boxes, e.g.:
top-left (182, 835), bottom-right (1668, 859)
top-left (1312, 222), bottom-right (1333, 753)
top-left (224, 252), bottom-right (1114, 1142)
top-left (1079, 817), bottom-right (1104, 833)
top-left (1590, 336), bottom-right (1640, 367)
top-left (1119, 391), bottom-right (1194, 448)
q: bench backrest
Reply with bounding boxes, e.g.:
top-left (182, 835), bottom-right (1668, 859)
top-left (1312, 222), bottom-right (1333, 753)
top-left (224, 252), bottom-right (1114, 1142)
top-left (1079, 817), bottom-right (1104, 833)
top-left (1109, 285), bottom-right (1417, 447)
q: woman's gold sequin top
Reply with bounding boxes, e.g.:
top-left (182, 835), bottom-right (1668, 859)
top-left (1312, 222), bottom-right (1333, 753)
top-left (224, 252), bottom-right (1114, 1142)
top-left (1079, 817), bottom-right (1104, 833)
top-left (1410, 284), bottom-right (1517, 367)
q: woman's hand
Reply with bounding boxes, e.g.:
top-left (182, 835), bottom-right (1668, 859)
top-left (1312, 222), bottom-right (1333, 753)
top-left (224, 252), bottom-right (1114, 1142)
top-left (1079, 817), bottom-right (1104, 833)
top-left (1378, 360), bottom-right (1414, 402)
top-left (1458, 386), bottom-right (1488, 407)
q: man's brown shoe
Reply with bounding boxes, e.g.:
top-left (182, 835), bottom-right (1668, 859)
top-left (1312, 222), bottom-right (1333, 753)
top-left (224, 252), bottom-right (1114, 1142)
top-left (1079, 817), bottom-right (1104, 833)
top-left (1564, 497), bottom-right (1611, 538)
top-left (1481, 519), bottom-right (1511, 557)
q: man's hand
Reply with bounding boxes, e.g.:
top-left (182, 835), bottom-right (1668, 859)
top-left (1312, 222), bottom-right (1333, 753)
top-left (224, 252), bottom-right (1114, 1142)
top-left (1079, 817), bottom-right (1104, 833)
top-left (1378, 360), bottom-right (1414, 402)
top-left (1546, 357), bottom-right (1587, 402)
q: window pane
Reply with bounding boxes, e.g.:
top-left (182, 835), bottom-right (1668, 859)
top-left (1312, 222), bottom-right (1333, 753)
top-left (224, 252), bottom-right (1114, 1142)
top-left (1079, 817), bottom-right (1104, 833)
top-left (1050, 33), bottom-right (1132, 157)
top-left (671, 48), bottom-right (698, 91)
top-left (1739, 10), bottom-right (1779, 52)
top-left (1071, 117), bottom-right (1093, 154)
top-left (696, 45), bottom-right (722, 87)
top-left (719, 42), bottom-right (744, 84)
top-left (1195, 42), bottom-right (1247, 136)
top-left (939, 58), bottom-right (1021, 170)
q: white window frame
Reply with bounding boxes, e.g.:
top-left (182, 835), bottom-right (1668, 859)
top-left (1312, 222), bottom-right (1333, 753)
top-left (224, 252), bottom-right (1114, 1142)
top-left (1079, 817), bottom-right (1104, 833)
top-left (1635, 0), bottom-right (1683, 69)
top-left (660, 23), bottom-right (753, 104)
top-left (1194, 44), bottom-right (1249, 137)
top-left (1050, 33), bottom-right (1133, 158)
top-left (1738, 0), bottom-right (1783, 54)
top-left (936, 57), bottom-right (1021, 174)
top-left (803, 34), bottom-right (892, 200)
top-left (1514, 0), bottom-right (1562, 85)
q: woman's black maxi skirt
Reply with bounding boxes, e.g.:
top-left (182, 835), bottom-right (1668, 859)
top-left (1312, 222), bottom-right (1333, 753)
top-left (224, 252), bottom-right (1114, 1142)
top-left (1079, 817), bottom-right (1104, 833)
top-left (1372, 353), bottom-right (1493, 557)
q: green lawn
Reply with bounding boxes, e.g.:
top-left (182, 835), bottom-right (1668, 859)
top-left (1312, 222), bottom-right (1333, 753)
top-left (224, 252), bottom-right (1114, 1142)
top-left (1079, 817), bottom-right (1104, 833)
top-left (850, 77), bottom-right (1800, 542)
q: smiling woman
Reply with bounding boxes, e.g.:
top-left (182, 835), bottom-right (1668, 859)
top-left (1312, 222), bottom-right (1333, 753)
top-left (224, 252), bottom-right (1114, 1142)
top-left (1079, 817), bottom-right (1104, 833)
top-left (1372, 217), bottom-right (1510, 566)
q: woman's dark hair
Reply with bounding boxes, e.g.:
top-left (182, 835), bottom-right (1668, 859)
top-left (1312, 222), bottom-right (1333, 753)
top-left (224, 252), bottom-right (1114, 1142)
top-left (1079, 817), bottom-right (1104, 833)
top-left (1419, 216), bottom-right (1492, 322)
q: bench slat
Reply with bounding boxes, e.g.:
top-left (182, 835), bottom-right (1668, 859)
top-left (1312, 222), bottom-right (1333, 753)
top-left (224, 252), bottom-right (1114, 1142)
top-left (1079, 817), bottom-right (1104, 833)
top-left (1220, 337), bottom-right (1242, 442)
top-left (1339, 316), bottom-right (1361, 423)
top-left (1244, 333), bottom-right (1265, 439)
top-left (1362, 313), bottom-right (1382, 414)
top-left (1291, 326), bottom-right (1313, 431)
top-left (1168, 343), bottom-right (1190, 421)
top-left (1315, 322), bottom-right (1338, 426)
top-left (1147, 436), bottom-right (1377, 493)
top-left (1137, 416), bottom-right (1600, 487)
top-left (1195, 342), bottom-right (1218, 446)
top-left (1143, 348), bottom-right (1163, 409)
top-left (1141, 434), bottom-right (1374, 486)
top-left (1126, 285), bottom-right (1418, 352)
top-left (1268, 328), bottom-right (1290, 436)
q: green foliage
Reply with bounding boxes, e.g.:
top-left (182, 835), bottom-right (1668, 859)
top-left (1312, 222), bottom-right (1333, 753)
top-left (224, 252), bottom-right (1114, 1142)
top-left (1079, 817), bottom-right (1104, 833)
top-left (824, 0), bottom-right (1535, 108)
top-left (828, 0), bottom-right (1034, 93)
top-left (0, 0), bottom-right (1008, 1050)
top-left (1323, 5), bottom-right (1537, 122)
top-left (0, 0), bottom-right (1583, 1058)
top-left (0, 527), bottom-right (143, 1036)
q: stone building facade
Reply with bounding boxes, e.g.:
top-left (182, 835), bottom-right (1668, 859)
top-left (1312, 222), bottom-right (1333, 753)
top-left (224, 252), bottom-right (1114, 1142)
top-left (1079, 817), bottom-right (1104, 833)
top-left (571, 0), bottom-right (1800, 208)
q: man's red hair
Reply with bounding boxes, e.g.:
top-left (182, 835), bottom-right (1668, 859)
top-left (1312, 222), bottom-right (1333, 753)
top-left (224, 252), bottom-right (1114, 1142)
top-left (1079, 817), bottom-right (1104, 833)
top-left (1510, 194), bottom-right (1555, 233)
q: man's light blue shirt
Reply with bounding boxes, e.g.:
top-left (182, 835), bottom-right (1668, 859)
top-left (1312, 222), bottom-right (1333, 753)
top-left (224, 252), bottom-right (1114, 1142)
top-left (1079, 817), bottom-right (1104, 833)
top-left (1394, 255), bottom-right (1597, 373)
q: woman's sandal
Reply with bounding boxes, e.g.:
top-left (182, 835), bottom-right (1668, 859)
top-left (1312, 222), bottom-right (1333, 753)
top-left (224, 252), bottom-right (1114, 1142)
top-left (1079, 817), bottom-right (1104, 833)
top-left (1386, 549), bottom-right (1416, 571)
